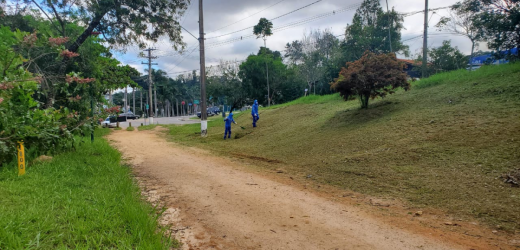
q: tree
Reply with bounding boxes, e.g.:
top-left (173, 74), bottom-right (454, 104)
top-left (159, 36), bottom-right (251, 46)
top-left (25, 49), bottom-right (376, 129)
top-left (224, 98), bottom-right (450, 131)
top-left (253, 17), bottom-right (274, 106)
top-left (207, 60), bottom-right (249, 113)
top-left (461, 0), bottom-right (519, 58)
top-left (285, 29), bottom-right (342, 95)
top-left (435, 1), bottom-right (484, 67)
top-left (330, 51), bottom-right (409, 109)
top-left (429, 40), bottom-right (468, 73)
top-left (343, 0), bottom-right (409, 60)
top-left (16, 0), bottom-right (190, 52)
top-left (5, 0), bottom-right (189, 107)
top-left (0, 27), bottom-right (98, 165)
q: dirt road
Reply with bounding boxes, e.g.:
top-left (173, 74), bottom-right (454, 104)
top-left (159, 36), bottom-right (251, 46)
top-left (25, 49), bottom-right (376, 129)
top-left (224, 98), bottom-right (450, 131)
top-left (107, 130), bottom-right (473, 250)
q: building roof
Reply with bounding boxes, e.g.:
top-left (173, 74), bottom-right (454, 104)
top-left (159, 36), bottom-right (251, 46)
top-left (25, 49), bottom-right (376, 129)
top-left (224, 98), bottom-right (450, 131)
top-left (398, 59), bottom-right (422, 66)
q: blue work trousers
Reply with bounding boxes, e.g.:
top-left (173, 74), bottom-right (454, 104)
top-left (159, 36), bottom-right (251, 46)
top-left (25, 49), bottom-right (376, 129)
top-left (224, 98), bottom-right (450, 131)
top-left (224, 126), bottom-right (232, 139)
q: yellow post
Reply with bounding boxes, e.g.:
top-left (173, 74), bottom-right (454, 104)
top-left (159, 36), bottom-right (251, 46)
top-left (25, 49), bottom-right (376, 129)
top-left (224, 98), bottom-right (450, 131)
top-left (17, 141), bottom-right (25, 176)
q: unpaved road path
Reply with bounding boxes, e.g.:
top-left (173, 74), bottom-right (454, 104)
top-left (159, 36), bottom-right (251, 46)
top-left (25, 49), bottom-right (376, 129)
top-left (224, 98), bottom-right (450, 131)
top-left (107, 130), bottom-right (487, 250)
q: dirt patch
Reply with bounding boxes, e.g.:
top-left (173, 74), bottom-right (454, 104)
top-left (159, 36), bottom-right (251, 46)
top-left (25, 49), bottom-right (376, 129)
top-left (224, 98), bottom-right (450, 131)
top-left (107, 130), bottom-right (519, 250)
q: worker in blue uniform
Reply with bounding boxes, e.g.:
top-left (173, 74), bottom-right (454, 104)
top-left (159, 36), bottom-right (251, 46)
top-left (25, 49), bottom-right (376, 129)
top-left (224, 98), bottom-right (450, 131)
top-left (224, 112), bottom-right (237, 139)
top-left (251, 100), bottom-right (259, 127)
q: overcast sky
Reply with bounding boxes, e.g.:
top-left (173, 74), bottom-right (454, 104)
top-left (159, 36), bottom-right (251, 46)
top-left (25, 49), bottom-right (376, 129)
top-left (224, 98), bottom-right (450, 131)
top-left (115, 0), bottom-right (484, 77)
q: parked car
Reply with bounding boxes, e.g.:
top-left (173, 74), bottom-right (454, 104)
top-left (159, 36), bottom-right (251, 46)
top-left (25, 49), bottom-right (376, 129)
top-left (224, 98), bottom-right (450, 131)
top-left (101, 117), bottom-right (116, 128)
top-left (119, 111), bottom-right (140, 120)
top-left (197, 108), bottom-right (216, 118)
top-left (208, 106), bottom-right (221, 115)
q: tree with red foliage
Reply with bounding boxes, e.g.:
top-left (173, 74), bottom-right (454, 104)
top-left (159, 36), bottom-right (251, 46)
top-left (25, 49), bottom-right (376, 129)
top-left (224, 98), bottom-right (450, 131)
top-left (330, 51), bottom-right (410, 109)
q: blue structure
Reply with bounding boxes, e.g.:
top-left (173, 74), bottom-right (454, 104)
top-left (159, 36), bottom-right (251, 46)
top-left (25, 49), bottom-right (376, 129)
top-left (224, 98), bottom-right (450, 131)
top-left (470, 48), bottom-right (518, 66)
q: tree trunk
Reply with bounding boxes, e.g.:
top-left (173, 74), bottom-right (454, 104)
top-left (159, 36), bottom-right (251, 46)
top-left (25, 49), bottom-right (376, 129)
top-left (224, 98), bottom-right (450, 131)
top-left (68, 13), bottom-right (106, 53)
top-left (176, 99), bottom-right (179, 117)
top-left (469, 40), bottom-right (475, 71)
top-left (124, 86), bottom-right (128, 112)
top-left (132, 87), bottom-right (136, 114)
top-left (360, 93), bottom-right (370, 109)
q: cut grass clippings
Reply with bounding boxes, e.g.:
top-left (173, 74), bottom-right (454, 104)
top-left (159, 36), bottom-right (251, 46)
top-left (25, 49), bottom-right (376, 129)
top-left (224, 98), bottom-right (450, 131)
top-left (159, 63), bottom-right (520, 232)
top-left (0, 129), bottom-right (178, 249)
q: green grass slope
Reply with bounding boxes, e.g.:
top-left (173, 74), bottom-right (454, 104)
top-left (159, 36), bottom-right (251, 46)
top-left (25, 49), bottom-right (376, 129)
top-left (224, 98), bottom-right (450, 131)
top-left (163, 63), bottom-right (520, 232)
top-left (0, 129), bottom-right (178, 249)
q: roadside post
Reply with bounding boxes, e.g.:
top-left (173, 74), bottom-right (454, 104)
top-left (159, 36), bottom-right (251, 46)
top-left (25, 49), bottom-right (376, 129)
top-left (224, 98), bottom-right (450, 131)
top-left (17, 141), bottom-right (25, 176)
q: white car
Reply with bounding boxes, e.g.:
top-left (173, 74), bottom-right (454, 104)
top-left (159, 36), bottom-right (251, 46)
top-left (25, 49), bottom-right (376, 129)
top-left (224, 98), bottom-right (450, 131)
top-left (101, 117), bottom-right (116, 128)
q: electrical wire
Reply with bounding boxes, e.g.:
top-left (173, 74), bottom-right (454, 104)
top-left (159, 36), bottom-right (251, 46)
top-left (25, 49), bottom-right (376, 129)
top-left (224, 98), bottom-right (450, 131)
top-left (204, 3), bottom-right (362, 50)
top-left (205, 0), bottom-right (324, 40)
top-left (207, 0), bottom-right (287, 34)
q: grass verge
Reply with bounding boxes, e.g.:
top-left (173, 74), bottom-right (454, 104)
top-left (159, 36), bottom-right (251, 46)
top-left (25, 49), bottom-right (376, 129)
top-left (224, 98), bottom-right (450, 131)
top-left (126, 126), bottom-right (135, 131)
top-left (0, 129), bottom-right (178, 249)
top-left (159, 63), bottom-right (520, 232)
top-left (138, 124), bottom-right (158, 131)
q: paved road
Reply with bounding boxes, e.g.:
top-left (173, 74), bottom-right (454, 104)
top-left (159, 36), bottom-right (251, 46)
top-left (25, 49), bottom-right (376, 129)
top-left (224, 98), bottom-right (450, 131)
top-left (118, 116), bottom-right (201, 128)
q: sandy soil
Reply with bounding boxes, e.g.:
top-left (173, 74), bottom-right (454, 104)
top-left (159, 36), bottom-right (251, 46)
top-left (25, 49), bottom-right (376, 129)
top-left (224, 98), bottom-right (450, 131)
top-left (107, 129), bottom-right (515, 250)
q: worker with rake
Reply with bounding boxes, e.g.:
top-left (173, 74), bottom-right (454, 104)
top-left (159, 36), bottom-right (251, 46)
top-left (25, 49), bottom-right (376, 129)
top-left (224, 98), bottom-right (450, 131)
top-left (252, 100), bottom-right (259, 127)
top-left (224, 112), bottom-right (238, 139)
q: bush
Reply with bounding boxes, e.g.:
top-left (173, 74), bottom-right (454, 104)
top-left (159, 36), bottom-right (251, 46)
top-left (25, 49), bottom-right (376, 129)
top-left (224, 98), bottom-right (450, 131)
top-left (0, 27), bottom-right (92, 166)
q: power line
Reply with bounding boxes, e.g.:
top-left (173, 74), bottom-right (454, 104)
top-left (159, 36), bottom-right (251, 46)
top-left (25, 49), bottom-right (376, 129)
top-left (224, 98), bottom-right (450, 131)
top-left (205, 0), bottom-right (324, 40)
top-left (181, 26), bottom-right (199, 41)
top-left (207, 0), bottom-right (287, 34)
top-left (165, 30), bottom-right (466, 77)
top-left (204, 3), bottom-right (362, 50)
top-left (399, 5), bottom-right (453, 17)
top-left (180, 2), bottom-right (193, 26)
top-left (164, 46), bottom-right (200, 77)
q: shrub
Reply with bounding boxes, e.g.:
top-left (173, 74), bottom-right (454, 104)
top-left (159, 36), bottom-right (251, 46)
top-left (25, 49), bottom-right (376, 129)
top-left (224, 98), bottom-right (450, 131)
top-left (330, 51), bottom-right (410, 108)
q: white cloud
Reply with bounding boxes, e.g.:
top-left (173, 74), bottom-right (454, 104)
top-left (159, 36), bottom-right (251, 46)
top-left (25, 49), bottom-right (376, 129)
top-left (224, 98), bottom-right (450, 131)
top-left (113, 0), bottom-right (478, 76)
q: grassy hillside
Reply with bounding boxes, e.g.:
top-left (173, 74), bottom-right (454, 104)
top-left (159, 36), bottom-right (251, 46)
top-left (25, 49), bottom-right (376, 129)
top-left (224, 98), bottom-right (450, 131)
top-left (158, 63), bottom-right (520, 232)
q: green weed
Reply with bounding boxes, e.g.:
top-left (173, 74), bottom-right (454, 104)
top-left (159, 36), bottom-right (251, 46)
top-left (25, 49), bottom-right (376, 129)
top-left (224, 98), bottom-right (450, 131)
top-left (0, 129), bottom-right (178, 249)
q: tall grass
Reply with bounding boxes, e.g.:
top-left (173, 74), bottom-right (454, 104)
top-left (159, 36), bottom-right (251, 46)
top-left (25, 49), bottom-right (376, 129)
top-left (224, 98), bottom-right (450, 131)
top-left (0, 129), bottom-right (177, 249)
top-left (265, 93), bottom-right (342, 110)
top-left (414, 62), bottom-right (520, 89)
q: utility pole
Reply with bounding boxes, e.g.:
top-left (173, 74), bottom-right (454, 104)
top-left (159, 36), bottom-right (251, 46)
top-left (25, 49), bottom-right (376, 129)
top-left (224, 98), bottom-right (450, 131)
top-left (422, 0), bottom-right (428, 78)
top-left (142, 48), bottom-right (157, 124)
top-left (132, 87), bottom-right (135, 114)
top-left (124, 86), bottom-right (127, 112)
top-left (154, 83), bottom-right (158, 119)
top-left (386, 0), bottom-right (392, 53)
top-left (199, 0), bottom-right (208, 137)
